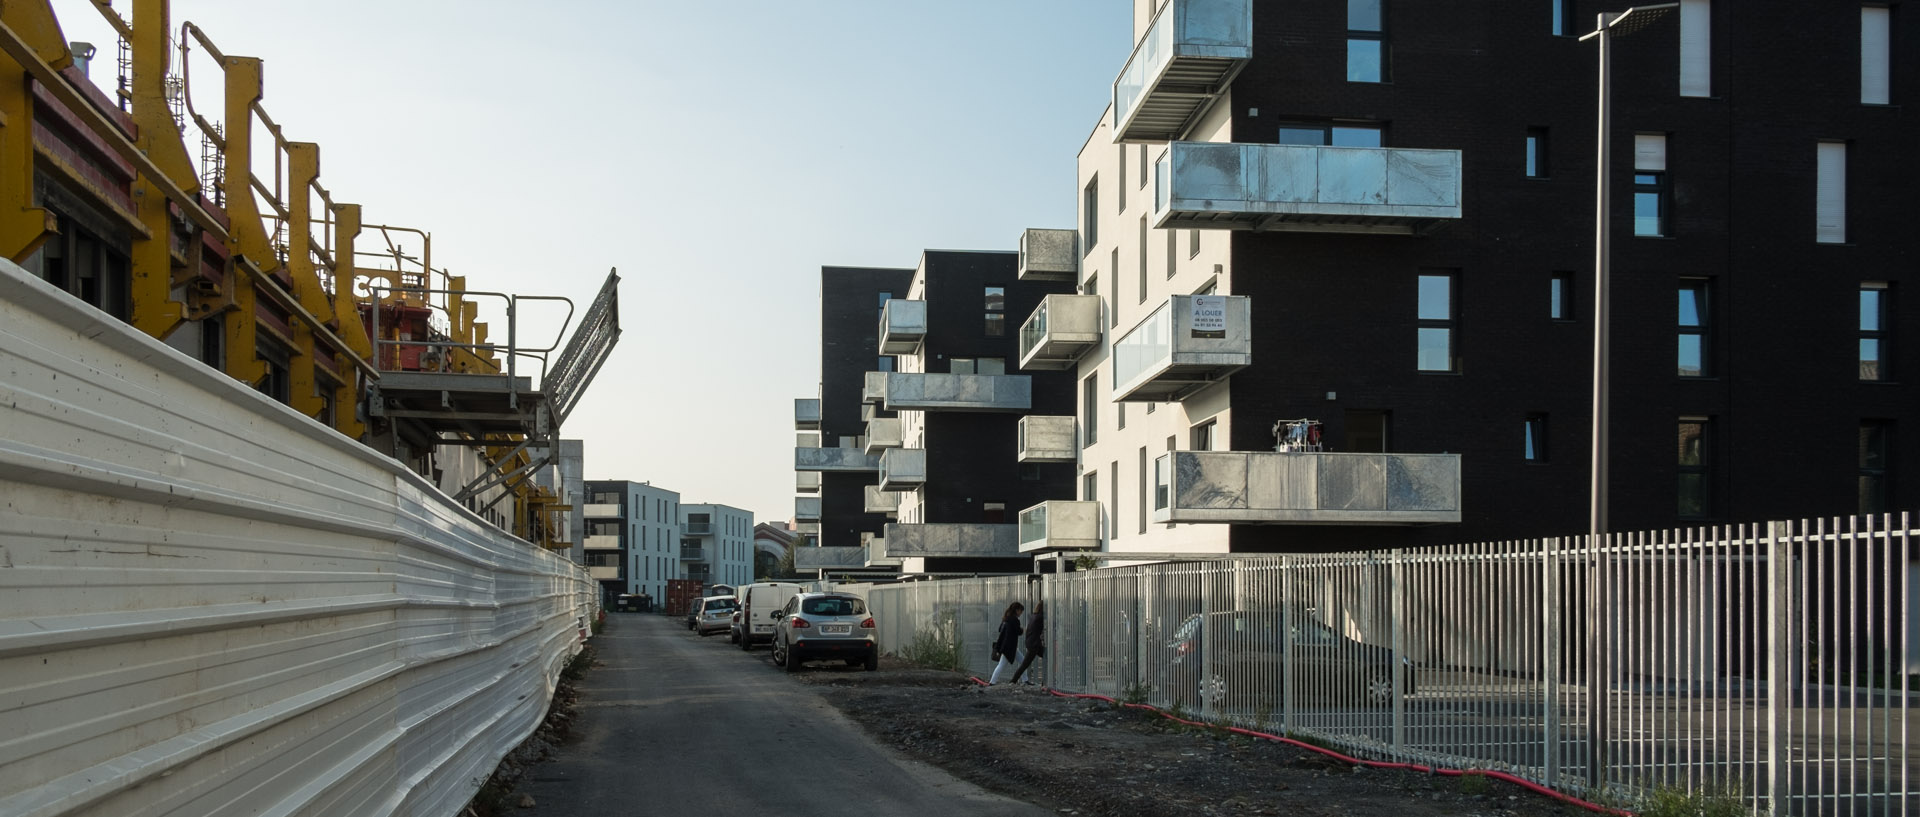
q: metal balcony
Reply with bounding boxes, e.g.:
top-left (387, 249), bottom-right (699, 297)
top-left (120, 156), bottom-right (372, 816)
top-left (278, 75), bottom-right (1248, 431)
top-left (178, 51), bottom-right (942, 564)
top-left (795, 445), bottom-right (881, 472)
top-left (1112, 0), bottom-right (1252, 143)
top-left (1111, 294), bottom-right (1251, 402)
top-left (1018, 294), bottom-right (1103, 371)
top-left (878, 299), bottom-right (928, 354)
top-left (864, 485), bottom-right (904, 516)
top-left (878, 447), bottom-right (926, 492)
top-left (1018, 228), bottom-right (1079, 281)
top-left (1018, 501), bottom-right (1102, 553)
top-left (864, 417), bottom-right (902, 454)
top-left (584, 534), bottom-right (620, 550)
top-left (583, 503), bottom-right (620, 518)
top-left (883, 522), bottom-right (1019, 558)
top-left (588, 566), bottom-right (619, 580)
top-left (796, 471), bottom-right (821, 493)
top-left (1017, 416), bottom-right (1077, 463)
top-left (679, 546), bottom-right (705, 561)
top-left (881, 372), bottom-right (1031, 413)
top-left (795, 545), bottom-right (868, 571)
top-left (1153, 142), bottom-right (1464, 235)
top-left (795, 496), bottom-right (821, 522)
top-left (1152, 451), bottom-right (1462, 524)
top-left (862, 532), bottom-right (899, 567)
top-left (794, 398), bottom-right (821, 430)
top-left (683, 522), bottom-right (712, 535)
top-left (862, 371), bottom-right (889, 405)
top-left (796, 522), bottom-right (821, 535)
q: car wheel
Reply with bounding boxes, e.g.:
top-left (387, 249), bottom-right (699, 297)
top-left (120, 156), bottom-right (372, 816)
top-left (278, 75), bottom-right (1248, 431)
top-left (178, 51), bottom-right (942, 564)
top-left (864, 652), bottom-right (878, 672)
top-left (728, 629), bottom-right (738, 644)
top-left (1201, 672), bottom-right (1229, 709)
top-left (784, 643), bottom-right (802, 673)
top-left (1363, 667), bottom-right (1396, 707)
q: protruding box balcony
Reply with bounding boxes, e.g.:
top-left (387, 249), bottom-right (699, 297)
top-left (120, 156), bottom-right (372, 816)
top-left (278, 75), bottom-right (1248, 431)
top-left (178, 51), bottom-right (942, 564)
top-left (1112, 0), bottom-right (1252, 143)
top-left (795, 497), bottom-right (821, 522)
top-left (864, 417), bottom-right (902, 454)
top-left (794, 398), bottom-right (821, 430)
top-left (796, 472), bottom-right (821, 493)
top-left (881, 372), bottom-right (1031, 413)
top-left (1151, 451), bottom-right (1462, 524)
top-left (878, 299), bottom-right (928, 354)
top-left (878, 447), bottom-right (926, 492)
top-left (1018, 501), bottom-right (1103, 553)
top-left (796, 522), bottom-right (821, 535)
top-left (1153, 142), bottom-right (1463, 235)
top-left (588, 566), bottom-right (619, 580)
top-left (796, 546), bottom-right (867, 571)
top-left (1018, 416), bottom-right (1077, 463)
top-left (584, 534), bottom-right (620, 550)
top-left (1018, 294), bottom-right (1104, 371)
top-left (1018, 228), bottom-right (1079, 281)
top-left (583, 503), bottom-right (620, 518)
top-left (683, 521), bottom-right (712, 535)
top-left (795, 444), bottom-right (881, 472)
top-left (1111, 294), bottom-right (1251, 402)
top-left (864, 485), bottom-right (903, 516)
top-left (862, 372), bottom-right (888, 405)
top-left (679, 546), bottom-right (705, 561)
top-left (862, 532), bottom-right (899, 567)
top-left (883, 522), bottom-right (1020, 559)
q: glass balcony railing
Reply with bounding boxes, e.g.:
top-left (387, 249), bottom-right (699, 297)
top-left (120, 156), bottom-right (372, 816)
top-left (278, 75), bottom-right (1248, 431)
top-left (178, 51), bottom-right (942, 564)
top-left (1110, 294), bottom-right (1251, 402)
top-left (678, 546), bottom-right (705, 561)
top-left (1152, 142), bottom-right (1463, 234)
top-left (683, 522), bottom-right (712, 535)
top-left (1152, 450), bottom-right (1462, 524)
top-left (1017, 294), bottom-right (1103, 371)
top-left (1112, 0), bottom-right (1252, 142)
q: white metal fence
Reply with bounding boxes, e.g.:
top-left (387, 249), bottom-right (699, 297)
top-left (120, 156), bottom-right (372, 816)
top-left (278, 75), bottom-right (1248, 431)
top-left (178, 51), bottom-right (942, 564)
top-left (865, 517), bottom-right (1916, 817)
top-left (0, 261), bottom-right (598, 817)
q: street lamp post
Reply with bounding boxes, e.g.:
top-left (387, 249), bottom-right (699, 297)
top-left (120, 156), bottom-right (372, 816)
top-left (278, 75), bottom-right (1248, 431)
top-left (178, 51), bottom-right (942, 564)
top-left (1578, 4), bottom-right (1674, 792)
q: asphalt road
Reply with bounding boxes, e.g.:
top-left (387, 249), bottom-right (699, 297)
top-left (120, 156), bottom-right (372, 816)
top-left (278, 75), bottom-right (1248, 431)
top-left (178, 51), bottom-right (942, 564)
top-left (513, 612), bottom-right (1049, 817)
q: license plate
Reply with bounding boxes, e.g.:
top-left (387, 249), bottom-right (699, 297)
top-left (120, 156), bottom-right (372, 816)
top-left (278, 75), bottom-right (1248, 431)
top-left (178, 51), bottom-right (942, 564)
top-left (821, 624), bottom-right (851, 635)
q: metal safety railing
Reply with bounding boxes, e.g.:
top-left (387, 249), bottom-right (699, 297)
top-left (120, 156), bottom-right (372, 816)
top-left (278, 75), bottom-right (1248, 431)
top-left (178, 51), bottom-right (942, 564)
top-left (864, 514), bottom-right (1917, 817)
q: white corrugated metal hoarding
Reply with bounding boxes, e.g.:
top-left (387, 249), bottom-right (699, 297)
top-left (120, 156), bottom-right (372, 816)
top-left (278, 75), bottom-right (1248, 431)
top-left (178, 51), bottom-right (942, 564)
top-left (0, 260), bottom-right (597, 817)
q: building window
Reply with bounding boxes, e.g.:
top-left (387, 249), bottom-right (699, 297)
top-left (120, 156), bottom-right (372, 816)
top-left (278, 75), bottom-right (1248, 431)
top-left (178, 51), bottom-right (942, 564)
top-left (1551, 0), bottom-right (1572, 36)
top-left (1417, 271), bottom-right (1456, 372)
top-left (1110, 248), bottom-right (1120, 327)
top-left (1551, 272), bottom-right (1573, 321)
top-left (1526, 127), bottom-right (1550, 178)
top-left (1634, 134), bottom-right (1668, 237)
top-left (1278, 123), bottom-right (1382, 147)
top-left (1678, 418), bottom-right (1709, 518)
top-left (1817, 141), bottom-right (1848, 244)
top-left (1166, 229), bottom-right (1178, 279)
top-left (1678, 279), bottom-right (1709, 377)
top-left (1083, 374), bottom-right (1098, 448)
top-left (1679, 0), bottom-right (1711, 97)
top-left (1083, 177), bottom-right (1099, 254)
top-left (1137, 216), bottom-right (1149, 303)
top-left (977, 357), bottom-right (1006, 375)
top-left (1118, 401), bottom-right (1127, 431)
top-left (986, 313), bottom-right (1006, 336)
top-left (1860, 420), bottom-right (1891, 515)
top-left (1083, 470), bottom-right (1097, 504)
top-left (1863, 6), bottom-right (1892, 104)
top-left (1138, 446), bottom-right (1149, 534)
top-left (1189, 229), bottom-right (1200, 258)
top-left (1860, 283), bottom-right (1888, 381)
top-left (1109, 461), bottom-right (1120, 539)
top-left (1139, 144), bottom-right (1150, 189)
top-left (877, 356), bottom-right (894, 372)
top-left (1348, 0), bottom-right (1387, 83)
top-left (877, 291), bottom-right (892, 319)
top-left (952, 357), bottom-right (974, 374)
top-left (1119, 150), bottom-right (1128, 212)
top-left (984, 502), bottom-right (1006, 524)
top-left (1524, 414), bottom-right (1549, 462)
top-left (24, 209), bottom-right (131, 321)
top-left (1346, 410), bottom-right (1388, 452)
top-left (1190, 419), bottom-right (1216, 451)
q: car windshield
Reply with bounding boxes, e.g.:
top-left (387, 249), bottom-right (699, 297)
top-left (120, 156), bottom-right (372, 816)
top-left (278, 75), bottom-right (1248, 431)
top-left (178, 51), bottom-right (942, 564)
top-left (801, 597), bottom-right (863, 616)
top-left (705, 599), bottom-right (737, 611)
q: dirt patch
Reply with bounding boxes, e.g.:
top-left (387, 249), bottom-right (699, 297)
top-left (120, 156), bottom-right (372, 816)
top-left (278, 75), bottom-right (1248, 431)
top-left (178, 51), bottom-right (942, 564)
top-left (801, 658), bottom-right (1596, 817)
top-left (464, 645), bottom-right (592, 816)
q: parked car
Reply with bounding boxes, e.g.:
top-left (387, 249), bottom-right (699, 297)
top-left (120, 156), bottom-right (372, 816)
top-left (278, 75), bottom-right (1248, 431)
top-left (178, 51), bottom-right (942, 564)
top-left (694, 595), bottom-right (738, 636)
top-left (732, 581), bottom-right (804, 650)
top-left (684, 601), bottom-right (700, 630)
top-left (771, 592), bottom-right (877, 672)
top-left (1165, 609), bottom-right (1414, 709)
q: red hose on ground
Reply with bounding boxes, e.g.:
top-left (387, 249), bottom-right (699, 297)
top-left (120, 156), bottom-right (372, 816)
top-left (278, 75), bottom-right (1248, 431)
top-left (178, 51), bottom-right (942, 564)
top-left (965, 676), bottom-right (1632, 817)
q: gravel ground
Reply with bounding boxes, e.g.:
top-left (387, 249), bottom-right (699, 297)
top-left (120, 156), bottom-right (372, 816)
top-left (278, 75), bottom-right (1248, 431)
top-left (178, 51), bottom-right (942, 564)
top-left (796, 658), bottom-right (1605, 817)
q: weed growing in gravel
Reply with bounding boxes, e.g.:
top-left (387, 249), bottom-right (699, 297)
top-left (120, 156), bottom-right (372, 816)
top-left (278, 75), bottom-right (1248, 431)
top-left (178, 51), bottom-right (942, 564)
top-left (1119, 682), bottom-right (1152, 706)
top-left (896, 625), bottom-right (966, 672)
top-left (1456, 771), bottom-right (1490, 796)
top-left (1636, 783), bottom-right (1756, 817)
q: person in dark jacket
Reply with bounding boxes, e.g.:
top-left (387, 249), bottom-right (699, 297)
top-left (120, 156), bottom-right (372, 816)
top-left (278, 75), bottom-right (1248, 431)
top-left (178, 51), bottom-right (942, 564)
top-left (1008, 601), bottom-right (1045, 685)
top-left (988, 601), bottom-right (1024, 684)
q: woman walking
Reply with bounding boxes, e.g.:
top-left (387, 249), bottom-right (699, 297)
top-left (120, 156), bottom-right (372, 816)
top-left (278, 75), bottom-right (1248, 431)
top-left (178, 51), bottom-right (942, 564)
top-left (988, 601), bottom-right (1024, 685)
top-left (1009, 601), bottom-right (1046, 685)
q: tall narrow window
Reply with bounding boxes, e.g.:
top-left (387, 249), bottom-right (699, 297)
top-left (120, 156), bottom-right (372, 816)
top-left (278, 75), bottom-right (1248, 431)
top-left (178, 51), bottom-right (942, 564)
top-left (1166, 229), bottom-right (1178, 279)
top-left (876, 291), bottom-right (892, 319)
top-left (1817, 141), bottom-right (1848, 244)
top-left (1082, 374), bottom-right (1099, 448)
top-left (1137, 217), bottom-right (1149, 303)
top-left (1862, 6), bottom-right (1891, 104)
top-left (1678, 418), bottom-right (1709, 518)
top-left (1083, 177), bottom-right (1100, 253)
top-left (985, 285), bottom-right (1006, 336)
top-left (1190, 419), bottom-right (1216, 451)
top-left (1118, 150), bottom-right (1128, 212)
top-left (1524, 414), bottom-right (1549, 462)
top-left (1139, 145), bottom-right (1149, 188)
top-left (1551, 0), bottom-right (1572, 36)
top-left (1860, 283), bottom-right (1888, 381)
top-left (1679, 0), bottom-right (1711, 97)
top-left (1110, 248), bottom-right (1121, 327)
top-left (1083, 471), bottom-right (1098, 504)
top-left (1109, 461), bottom-right (1120, 540)
top-left (1117, 401), bottom-right (1127, 431)
top-left (1634, 134), bottom-right (1669, 237)
top-left (1189, 229), bottom-right (1200, 258)
top-left (1551, 272), bottom-right (1574, 320)
top-left (1526, 127), bottom-right (1550, 178)
top-left (1137, 446), bottom-right (1149, 534)
top-left (1348, 0), bottom-right (1387, 83)
top-left (1678, 280), bottom-right (1709, 377)
top-left (1859, 420), bottom-right (1891, 515)
top-left (1417, 271), bottom-right (1456, 372)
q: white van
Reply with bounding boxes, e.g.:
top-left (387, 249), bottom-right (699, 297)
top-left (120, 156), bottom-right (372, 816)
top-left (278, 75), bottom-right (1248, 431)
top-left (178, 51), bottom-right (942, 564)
top-left (731, 581), bottom-right (803, 650)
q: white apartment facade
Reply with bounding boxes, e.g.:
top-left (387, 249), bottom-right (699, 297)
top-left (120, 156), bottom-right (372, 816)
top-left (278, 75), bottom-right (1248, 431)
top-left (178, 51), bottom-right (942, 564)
top-left (584, 480), bottom-right (682, 603)
top-left (679, 503), bottom-right (755, 587)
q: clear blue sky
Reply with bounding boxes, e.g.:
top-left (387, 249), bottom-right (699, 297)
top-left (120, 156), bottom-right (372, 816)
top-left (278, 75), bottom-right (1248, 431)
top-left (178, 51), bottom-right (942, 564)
top-left (59, 0), bottom-right (1133, 526)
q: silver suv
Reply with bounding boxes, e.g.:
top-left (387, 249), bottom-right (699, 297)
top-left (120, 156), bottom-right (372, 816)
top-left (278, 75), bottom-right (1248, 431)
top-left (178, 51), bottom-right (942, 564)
top-left (694, 595), bottom-right (738, 636)
top-left (771, 592), bottom-right (876, 672)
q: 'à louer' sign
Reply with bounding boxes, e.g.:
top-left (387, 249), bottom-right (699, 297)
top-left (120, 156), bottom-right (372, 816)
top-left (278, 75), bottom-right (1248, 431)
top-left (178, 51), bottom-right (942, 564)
top-left (1191, 295), bottom-right (1226, 334)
